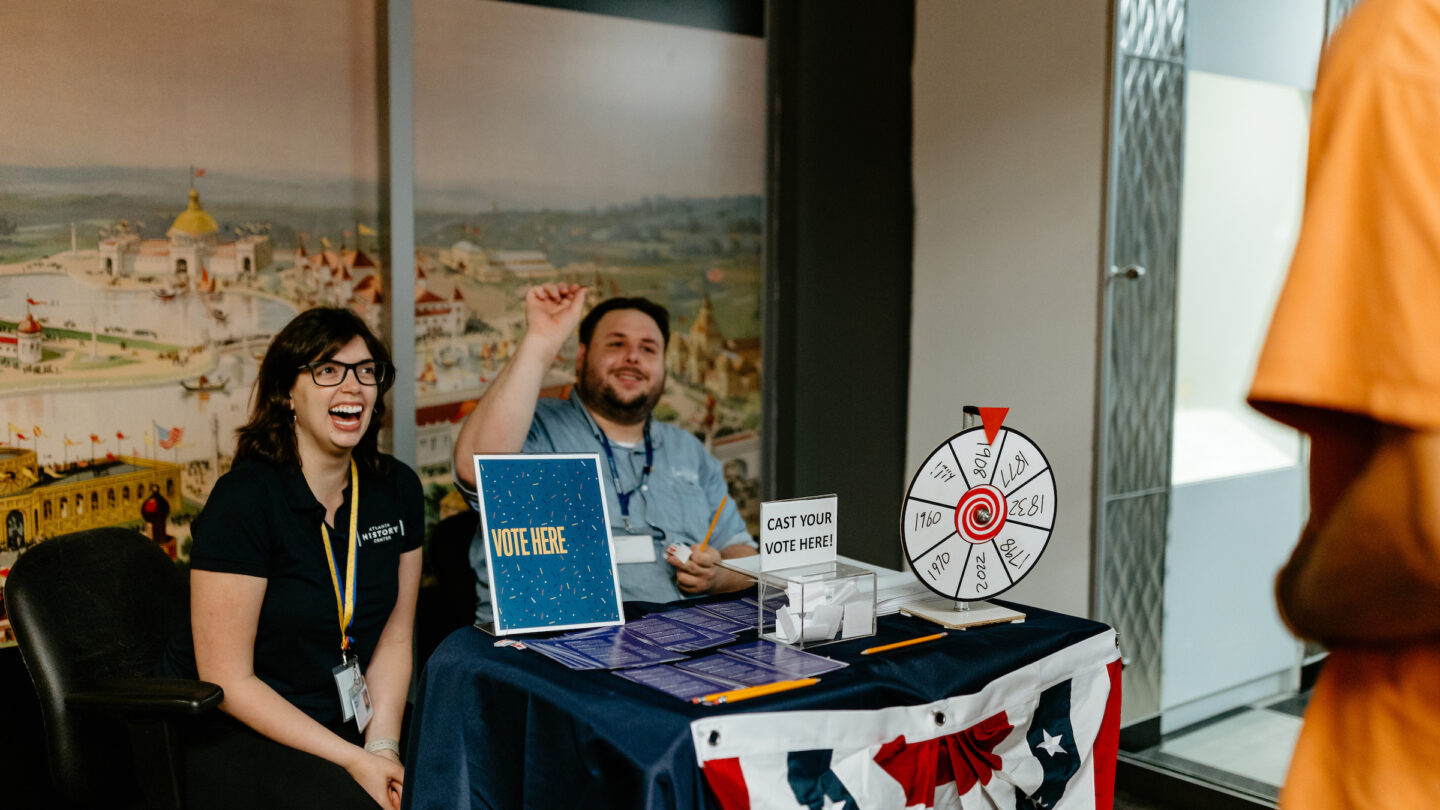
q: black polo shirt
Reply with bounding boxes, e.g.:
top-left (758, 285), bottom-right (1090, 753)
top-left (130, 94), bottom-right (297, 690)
top-left (176, 455), bottom-right (423, 727)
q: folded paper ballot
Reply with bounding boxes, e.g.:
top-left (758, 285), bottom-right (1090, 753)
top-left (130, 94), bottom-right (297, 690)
top-left (771, 575), bottom-right (868, 644)
top-left (775, 602), bottom-right (845, 643)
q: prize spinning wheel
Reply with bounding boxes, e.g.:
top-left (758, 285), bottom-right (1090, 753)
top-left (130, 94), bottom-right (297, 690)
top-left (900, 417), bottom-right (1056, 602)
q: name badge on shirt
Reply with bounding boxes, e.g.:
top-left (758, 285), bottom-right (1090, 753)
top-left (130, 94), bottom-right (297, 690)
top-left (613, 533), bottom-right (657, 565)
top-left (332, 658), bottom-right (373, 732)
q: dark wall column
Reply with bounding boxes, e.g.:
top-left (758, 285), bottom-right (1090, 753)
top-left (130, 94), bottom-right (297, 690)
top-left (764, 1), bottom-right (914, 568)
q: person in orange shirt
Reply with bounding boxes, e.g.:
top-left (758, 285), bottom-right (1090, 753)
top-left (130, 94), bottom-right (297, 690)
top-left (1249, 0), bottom-right (1440, 806)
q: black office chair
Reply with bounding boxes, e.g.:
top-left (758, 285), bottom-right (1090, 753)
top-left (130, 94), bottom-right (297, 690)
top-left (7, 527), bottom-right (222, 809)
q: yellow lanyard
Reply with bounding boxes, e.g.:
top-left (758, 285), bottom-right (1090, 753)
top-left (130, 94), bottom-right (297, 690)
top-left (319, 459), bottom-right (360, 658)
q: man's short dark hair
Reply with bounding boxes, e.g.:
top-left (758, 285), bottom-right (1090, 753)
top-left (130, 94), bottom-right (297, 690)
top-left (578, 297), bottom-right (670, 348)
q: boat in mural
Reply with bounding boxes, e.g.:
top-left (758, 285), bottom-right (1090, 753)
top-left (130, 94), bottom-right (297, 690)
top-left (195, 267), bottom-right (219, 297)
top-left (179, 374), bottom-right (228, 393)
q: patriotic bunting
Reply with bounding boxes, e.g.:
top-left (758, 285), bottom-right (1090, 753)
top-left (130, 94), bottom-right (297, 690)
top-left (691, 631), bottom-right (1121, 810)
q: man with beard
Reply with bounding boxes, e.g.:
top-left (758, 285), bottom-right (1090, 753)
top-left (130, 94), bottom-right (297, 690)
top-left (452, 283), bottom-right (757, 621)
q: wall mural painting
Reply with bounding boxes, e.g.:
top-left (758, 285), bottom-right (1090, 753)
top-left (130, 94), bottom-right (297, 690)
top-left (0, 0), bottom-right (383, 645)
top-left (410, 0), bottom-right (766, 536)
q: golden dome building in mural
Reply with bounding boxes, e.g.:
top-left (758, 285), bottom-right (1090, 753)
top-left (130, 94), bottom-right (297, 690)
top-left (0, 445), bottom-right (182, 553)
top-left (98, 187), bottom-right (272, 283)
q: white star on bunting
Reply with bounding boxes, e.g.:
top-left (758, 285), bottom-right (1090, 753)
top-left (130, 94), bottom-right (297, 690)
top-left (1037, 728), bottom-right (1067, 757)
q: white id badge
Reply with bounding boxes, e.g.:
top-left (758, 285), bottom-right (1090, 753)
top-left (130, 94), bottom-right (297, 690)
top-left (614, 534), bottom-right (657, 564)
top-left (349, 671), bottom-right (373, 733)
top-left (332, 658), bottom-right (361, 722)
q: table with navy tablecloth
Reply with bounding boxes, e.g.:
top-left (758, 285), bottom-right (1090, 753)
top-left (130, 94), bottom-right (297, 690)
top-left (402, 595), bottom-right (1121, 810)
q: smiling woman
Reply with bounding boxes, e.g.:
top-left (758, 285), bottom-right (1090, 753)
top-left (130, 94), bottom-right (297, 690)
top-left (157, 308), bottom-right (423, 810)
top-left (235, 309), bottom-right (394, 477)
top-left (291, 343), bottom-right (388, 461)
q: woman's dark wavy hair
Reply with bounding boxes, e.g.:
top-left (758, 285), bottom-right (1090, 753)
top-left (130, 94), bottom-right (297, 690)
top-left (235, 307), bottom-right (393, 475)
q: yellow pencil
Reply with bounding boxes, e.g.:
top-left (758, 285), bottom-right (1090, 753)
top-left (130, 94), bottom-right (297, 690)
top-left (695, 677), bottom-right (819, 706)
top-left (860, 632), bottom-right (948, 656)
top-left (696, 494), bottom-right (728, 554)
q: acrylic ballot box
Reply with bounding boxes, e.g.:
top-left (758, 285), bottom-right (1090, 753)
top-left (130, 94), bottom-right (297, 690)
top-left (758, 561), bottom-right (876, 649)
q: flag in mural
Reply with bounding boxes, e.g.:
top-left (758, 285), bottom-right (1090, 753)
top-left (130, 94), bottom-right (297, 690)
top-left (691, 632), bottom-right (1121, 810)
top-left (155, 423), bottom-right (184, 450)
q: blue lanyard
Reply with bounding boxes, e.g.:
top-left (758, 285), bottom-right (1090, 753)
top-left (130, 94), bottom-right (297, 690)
top-left (597, 425), bottom-right (653, 531)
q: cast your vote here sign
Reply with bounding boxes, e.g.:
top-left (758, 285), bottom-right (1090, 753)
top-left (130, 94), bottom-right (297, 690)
top-left (760, 494), bottom-right (838, 571)
top-left (472, 454), bottom-right (624, 635)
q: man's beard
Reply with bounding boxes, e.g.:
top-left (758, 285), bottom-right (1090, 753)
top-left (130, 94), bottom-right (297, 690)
top-left (577, 361), bottom-right (664, 426)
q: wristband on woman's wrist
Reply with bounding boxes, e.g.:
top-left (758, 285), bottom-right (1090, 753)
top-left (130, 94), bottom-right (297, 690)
top-left (365, 738), bottom-right (401, 756)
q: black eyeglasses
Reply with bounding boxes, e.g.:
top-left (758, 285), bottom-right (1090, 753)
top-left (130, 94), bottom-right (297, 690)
top-left (297, 360), bottom-right (392, 387)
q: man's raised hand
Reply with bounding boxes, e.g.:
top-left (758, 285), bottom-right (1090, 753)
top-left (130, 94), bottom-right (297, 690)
top-left (526, 283), bottom-right (589, 348)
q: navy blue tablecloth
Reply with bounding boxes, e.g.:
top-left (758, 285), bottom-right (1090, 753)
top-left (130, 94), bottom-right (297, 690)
top-left (403, 596), bottom-right (1111, 810)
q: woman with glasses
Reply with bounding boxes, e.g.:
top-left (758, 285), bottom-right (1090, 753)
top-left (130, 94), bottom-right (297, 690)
top-left (161, 307), bottom-right (421, 809)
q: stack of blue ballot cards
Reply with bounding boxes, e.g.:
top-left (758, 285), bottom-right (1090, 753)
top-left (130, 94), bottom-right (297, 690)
top-left (662, 606), bottom-right (751, 635)
top-left (695, 596), bottom-right (778, 630)
top-left (719, 640), bottom-right (850, 678)
top-left (614, 664), bottom-right (737, 702)
top-left (525, 626), bottom-right (686, 670)
top-left (623, 614), bottom-right (737, 653)
top-left (669, 641), bottom-right (848, 689)
top-left (518, 601), bottom-right (848, 701)
top-left (673, 652), bottom-right (792, 687)
top-left (617, 641), bottom-right (848, 702)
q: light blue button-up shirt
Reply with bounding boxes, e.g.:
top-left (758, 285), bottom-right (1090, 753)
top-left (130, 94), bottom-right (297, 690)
top-left (459, 391), bottom-right (755, 620)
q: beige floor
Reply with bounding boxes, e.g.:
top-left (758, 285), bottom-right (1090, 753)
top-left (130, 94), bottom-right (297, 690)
top-left (1159, 708), bottom-right (1301, 788)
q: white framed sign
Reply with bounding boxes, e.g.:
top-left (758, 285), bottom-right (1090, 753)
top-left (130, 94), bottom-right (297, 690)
top-left (759, 494), bottom-right (838, 572)
top-left (473, 453), bottom-right (624, 635)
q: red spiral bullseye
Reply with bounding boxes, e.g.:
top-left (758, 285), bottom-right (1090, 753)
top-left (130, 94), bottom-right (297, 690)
top-left (956, 485), bottom-right (1006, 543)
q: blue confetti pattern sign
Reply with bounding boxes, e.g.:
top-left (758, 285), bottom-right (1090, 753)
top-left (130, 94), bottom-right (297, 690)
top-left (473, 454), bottom-right (623, 635)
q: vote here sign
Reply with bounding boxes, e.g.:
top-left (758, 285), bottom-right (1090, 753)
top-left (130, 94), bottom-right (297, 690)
top-left (760, 495), bottom-right (839, 571)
